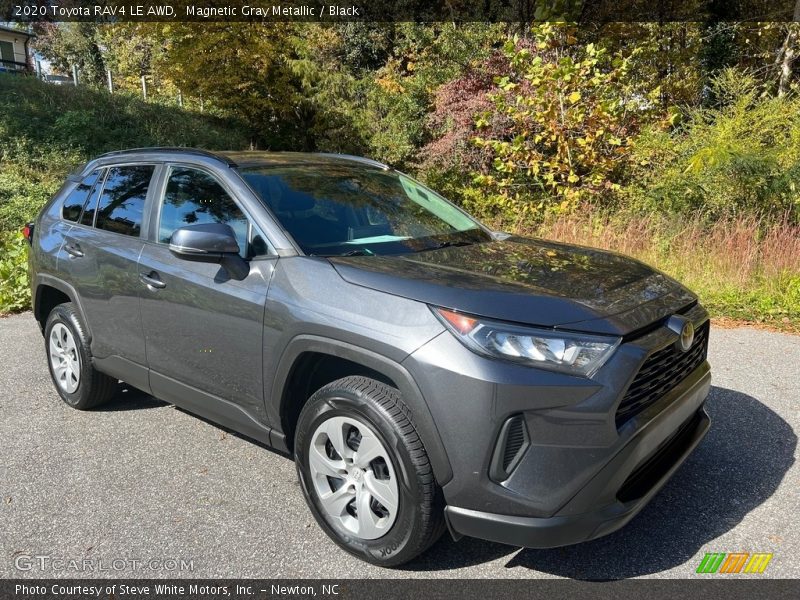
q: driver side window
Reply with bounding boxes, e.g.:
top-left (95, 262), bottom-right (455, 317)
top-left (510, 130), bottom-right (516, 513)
top-left (159, 166), bottom-right (268, 258)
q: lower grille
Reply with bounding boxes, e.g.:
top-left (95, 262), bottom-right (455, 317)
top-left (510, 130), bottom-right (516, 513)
top-left (617, 411), bottom-right (704, 502)
top-left (616, 321), bottom-right (709, 428)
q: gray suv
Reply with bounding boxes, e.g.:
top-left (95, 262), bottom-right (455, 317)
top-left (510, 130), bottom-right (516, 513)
top-left (26, 148), bottom-right (711, 566)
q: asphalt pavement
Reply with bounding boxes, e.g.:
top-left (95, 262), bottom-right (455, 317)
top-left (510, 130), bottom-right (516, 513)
top-left (1, 312), bottom-right (798, 579)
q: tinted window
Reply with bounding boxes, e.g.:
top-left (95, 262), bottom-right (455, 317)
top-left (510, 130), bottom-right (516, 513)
top-left (241, 165), bottom-right (489, 256)
top-left (95, 166), bottom-right (154, 237)
top-left (159, 167), bottom-right (249, 255)
top-left (79, 171), bottom-right (106, 226)
top-left (62, 170), bottom-right (101, 222)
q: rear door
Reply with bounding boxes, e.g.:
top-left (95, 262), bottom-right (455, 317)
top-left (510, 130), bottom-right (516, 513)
top-left (137, 164), bottom-right (275, 426)
top-left (59, 164), bottom-right (157, 392)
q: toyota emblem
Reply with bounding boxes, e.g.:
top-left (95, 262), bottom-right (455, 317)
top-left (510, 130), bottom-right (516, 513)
top-left (667, 315), bottom-right (695, 352)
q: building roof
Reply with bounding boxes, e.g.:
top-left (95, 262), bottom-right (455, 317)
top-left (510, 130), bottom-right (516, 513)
top-left (0, 25), bottom-right (34, 38)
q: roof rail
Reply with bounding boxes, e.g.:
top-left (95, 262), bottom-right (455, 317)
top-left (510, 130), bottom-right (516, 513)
top-left (314, 153), bottom-right (390, 170)
top-left (96, 147), bottom-right (237, 166)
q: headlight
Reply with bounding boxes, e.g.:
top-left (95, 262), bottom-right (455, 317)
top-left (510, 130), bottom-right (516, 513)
top-left (432, 307), bottom-right (620, 377)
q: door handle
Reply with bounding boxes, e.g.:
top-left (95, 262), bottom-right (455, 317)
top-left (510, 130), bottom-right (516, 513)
top-left (64, 242), bottom-right (84, 258)
top-left (139, 271), bottom-right (166, 289)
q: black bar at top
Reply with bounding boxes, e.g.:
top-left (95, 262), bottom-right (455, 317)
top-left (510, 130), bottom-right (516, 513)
top-left (2, 0), bottom-right (799, 24)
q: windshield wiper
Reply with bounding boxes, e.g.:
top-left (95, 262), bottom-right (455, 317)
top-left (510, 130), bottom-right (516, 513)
top-left (340, 249), bottom-right (371, 256)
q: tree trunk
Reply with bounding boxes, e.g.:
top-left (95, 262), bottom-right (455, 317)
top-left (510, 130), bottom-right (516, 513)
top-left (777, 0), bottom-right (800, 96)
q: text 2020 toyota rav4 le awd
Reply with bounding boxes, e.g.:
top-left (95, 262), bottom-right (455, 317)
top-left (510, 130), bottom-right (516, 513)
top-left (26, 148), bottom-right (711, 566)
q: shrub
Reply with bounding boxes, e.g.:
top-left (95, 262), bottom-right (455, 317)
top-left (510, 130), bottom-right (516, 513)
top-left (624, 69), bottom-right (800, 222)
top-left (0, 158), bottom-right (66, 232)
top-left (420, 25), bottom-right (640, 227)
top-left (0, 233), bottom-right (30, 313)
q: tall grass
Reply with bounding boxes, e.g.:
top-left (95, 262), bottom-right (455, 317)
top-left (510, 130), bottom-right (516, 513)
top-left (531, 212), bottom-right (800, 330)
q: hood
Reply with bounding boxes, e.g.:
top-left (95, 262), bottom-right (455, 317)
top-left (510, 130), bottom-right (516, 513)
top-left (328, 236), bottom-right (696, 337)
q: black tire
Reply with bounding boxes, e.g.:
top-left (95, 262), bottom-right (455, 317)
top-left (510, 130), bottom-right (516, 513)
top-left (294, 376), bottom-right (445, 567)
top-left (44, 302), bottom-right (117, 410)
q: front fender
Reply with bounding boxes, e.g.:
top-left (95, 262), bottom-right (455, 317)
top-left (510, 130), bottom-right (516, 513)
top-left (268, 334), bottom-right (453, 486)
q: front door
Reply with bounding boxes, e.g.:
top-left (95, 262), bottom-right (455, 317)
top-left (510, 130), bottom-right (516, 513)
top-left (137, 165), bottom-right (275, 428)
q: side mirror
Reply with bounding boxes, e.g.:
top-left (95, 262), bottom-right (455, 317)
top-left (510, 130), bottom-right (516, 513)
top-left (169, 223), bottom-right (249, 280)
top-left (169, 222), bottom-right (241, 256)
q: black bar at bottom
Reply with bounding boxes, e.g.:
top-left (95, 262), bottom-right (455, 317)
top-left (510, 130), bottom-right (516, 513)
top-left (1, 579), bottom-right (798, 600)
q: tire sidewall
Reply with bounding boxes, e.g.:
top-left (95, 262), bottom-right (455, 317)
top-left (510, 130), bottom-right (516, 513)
top-left (295, 389), bottom-right (426, 565)
top-left (44, 306), bottom-right (95, 408)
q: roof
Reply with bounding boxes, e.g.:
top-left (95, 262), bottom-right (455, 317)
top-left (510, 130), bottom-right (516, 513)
top-left (221, 151), bottom-right (390, 170)
top-left (0, 25), bottom-right (34, 38)
top-left (93, 147), bottom-right (391, 170)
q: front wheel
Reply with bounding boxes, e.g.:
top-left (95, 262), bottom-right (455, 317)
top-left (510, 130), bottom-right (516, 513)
top-left (294, 376), bottom-right (445, 566)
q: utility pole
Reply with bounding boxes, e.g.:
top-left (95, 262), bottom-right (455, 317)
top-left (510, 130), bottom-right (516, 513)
top-left (107, 70), bottom-right (113, 94)
top-left (141, 75), bottom-right (147, 100)
top-left (72, 64), bottom-right (78, 86)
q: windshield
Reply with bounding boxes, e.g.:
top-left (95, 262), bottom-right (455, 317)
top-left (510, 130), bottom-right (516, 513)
top-left (240, 164), bottom-right (491, 256)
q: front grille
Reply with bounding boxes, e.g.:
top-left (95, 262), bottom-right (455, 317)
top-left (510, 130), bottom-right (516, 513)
top-left (615, 321), bottom-right (709, 428)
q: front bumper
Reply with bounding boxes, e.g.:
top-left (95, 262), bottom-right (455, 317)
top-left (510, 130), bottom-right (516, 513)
top-left (445, 397), bottom-right (710, 548)
top-left (403, 304), bottom-right (711, 548)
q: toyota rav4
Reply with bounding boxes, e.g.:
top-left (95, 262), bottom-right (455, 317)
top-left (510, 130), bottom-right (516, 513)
top-left (26, 148), bottom-right (711, 566)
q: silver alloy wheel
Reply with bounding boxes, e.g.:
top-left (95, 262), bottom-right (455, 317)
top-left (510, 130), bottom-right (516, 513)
top-left (49, 323), bottom-right (80, 394)
top-left (308, 415), bottom-right (399, 540)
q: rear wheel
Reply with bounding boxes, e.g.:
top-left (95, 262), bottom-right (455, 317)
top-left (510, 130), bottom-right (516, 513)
top-left (44, 303), bottom-right (117, 410)
top-left (294, 376), bottom-right (445, 566)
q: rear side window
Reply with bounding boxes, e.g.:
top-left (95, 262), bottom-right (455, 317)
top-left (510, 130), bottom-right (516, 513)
top-left (79, 171), bottom-right (106, 226)
top-left (95, 165), bottom-right (155, 237)
top-left (62, 170), bottom-right (101, 222)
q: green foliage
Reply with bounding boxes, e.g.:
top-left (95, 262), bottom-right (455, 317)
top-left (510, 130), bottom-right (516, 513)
top-left (159, 23), bottom-right (304, 147)
top-left (0, 234), bottom-right (30, 313)
top-left (0, 73), bottom-right (250, 163)
top-left (470, 25), bottom-right (638, 224)
top-left (289, 23), bottom-right (502, 167)
top-left (33, 23), bottom-right (107, 87)
top-left (698, 274), bottom-right (800, 325)
top-left (625, 70), bottom-right (800, 221)
top-left (0, 161), bottom-right (64, 233)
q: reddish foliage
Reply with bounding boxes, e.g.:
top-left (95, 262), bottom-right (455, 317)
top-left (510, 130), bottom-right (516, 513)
top-left (419, 51), bottom-right (510, 174)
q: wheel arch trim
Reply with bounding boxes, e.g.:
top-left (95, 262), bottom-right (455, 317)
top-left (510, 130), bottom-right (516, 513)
top-left (33, 274), bottom-right (92, 341)
top-left (269, 334), bottom-right (453, 486)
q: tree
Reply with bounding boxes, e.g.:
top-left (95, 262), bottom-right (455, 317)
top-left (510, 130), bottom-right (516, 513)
top-left (776, 0), bottom-right (800, 96)
top-left (32, 23), bottom-right (107, 86)
top-left (158, 22), bottom-right (304, 148)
